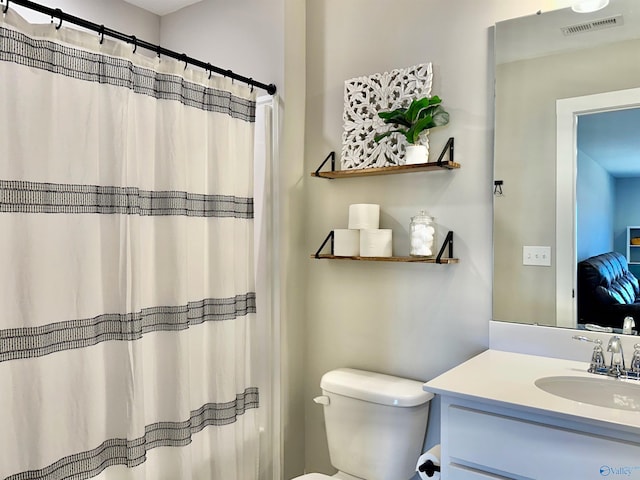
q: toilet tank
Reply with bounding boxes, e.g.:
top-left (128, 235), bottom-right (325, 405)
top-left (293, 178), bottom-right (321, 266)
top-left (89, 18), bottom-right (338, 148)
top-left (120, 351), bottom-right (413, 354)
top-left (319, 368), bottom-right (434, 480)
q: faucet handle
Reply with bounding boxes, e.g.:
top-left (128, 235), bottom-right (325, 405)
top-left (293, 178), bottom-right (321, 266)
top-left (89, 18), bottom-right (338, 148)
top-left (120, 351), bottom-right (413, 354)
top-left (572, 335), bottom-right (599, 343)
top-left (573, 336), bottom-right (606, 373)
top-left (590, 340), bottom-right (606, 372)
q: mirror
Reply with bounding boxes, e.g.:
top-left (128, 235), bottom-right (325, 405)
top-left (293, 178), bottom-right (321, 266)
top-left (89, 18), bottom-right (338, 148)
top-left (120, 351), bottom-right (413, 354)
top-left (493, 0), bottom-right (640, 329)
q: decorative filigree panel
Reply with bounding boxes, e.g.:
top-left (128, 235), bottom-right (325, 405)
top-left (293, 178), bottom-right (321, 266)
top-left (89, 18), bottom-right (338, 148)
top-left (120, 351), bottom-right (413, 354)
top-left (341, 63), bottom-right (433, 170)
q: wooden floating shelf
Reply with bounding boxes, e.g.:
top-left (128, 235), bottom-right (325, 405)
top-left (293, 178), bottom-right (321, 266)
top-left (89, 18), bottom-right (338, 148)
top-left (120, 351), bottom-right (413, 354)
top-left (312, 231), bottom-right (457, 264)
top-left (311, 160), bottom-right (460, 179)
top-left (311, 254), bottom-right (459, 264)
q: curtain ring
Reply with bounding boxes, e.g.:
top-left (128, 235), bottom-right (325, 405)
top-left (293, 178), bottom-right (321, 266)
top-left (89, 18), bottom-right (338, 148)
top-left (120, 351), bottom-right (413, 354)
top-left (207, 63), bottom-right (213, 80)
top-left (99, 25), bottom-right (105, 44)
top-left (181, 53), bottom-right (188, 71)
top-left (54, 8), bottom-right (62, 29)
top-left (3, 0), bottom-right (10, 14)
top-left (131, 35), bottom-right (137, 53)
top-left (157, 45), bottom-right (161, 59)
top-left (249, 79), bottom-right (254, 93)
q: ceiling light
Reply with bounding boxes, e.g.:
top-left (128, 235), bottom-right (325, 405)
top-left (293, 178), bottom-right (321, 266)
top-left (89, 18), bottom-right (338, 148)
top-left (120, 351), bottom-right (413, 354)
top-left (571, 0), bottom-right (610, 13)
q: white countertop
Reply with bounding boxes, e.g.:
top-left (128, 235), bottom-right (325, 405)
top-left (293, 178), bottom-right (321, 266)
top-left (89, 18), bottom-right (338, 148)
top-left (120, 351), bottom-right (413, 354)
top-left (424, 349), bottom-right (640, 434)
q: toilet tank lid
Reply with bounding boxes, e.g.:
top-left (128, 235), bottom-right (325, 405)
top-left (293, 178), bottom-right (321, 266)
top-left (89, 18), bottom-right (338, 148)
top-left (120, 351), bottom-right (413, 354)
top-left (320, 368), bottom-right (434, 407)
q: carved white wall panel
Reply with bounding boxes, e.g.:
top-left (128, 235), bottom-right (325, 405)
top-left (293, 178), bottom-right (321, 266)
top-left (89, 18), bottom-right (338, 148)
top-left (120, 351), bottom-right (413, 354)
top-left (341, 62), bottom-right (433, 170)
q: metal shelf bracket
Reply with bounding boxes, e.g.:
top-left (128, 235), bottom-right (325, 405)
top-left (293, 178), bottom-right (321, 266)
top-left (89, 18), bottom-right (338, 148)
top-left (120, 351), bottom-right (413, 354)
top-left (435, 231), bottom-right (454, 264)
top-left (436, 137), bottom-right (454, 166)
top-left (314, 152), bottom-right (336, 177)
top-left (314, 230), bottom-right (335, 258)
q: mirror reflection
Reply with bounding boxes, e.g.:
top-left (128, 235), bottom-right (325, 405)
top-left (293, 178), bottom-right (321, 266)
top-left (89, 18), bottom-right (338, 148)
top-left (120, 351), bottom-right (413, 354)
top-left (493, 0), bottom-right (640, 332)
top-left (576, 108), bottom-right (640, 331)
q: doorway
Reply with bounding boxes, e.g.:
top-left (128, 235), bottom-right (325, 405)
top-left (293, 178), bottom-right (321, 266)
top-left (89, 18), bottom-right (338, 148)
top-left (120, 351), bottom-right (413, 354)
top-left (556, 87), bottom-right (640, 328)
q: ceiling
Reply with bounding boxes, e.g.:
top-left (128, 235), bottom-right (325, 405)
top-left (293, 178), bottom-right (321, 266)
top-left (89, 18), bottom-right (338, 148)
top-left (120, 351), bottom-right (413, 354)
top-left (578, 108), bottom-right (640, 177)
top-left (122, 0), bottom-right (202, 16)
top-left (495, 0), bottom-right (640, 64)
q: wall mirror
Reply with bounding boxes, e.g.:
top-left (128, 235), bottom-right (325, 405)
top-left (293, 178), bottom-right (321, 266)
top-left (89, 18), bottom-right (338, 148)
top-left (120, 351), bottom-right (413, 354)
top-left (493, 0), bottom-right (640, 332)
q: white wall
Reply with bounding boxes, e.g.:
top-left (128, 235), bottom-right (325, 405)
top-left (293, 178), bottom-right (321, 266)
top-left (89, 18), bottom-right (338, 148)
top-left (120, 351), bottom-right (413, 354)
top-left (303, 0), bottom-right (572, 477)
top-left (10, 0), bottom-right (160, 43)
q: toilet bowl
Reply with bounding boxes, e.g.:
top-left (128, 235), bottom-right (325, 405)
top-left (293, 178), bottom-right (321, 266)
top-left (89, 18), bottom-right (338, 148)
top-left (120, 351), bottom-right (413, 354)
top-left (293, 368), bottom-right (433, 480)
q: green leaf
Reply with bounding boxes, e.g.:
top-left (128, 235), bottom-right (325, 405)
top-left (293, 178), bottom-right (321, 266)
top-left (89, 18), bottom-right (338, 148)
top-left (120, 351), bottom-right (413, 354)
top-left (374, 128), bottom-right (408, 142)
top-left (414, 104), bottom-right (439, 121)
top-left (378, 107), bottom-right (407, 119)
top-left (378, 109), bottom-right (411, 128)
top-left (406, 115), bottom-right (435, 144)
top-left (432, 108), bottom-right (450, 127)
top-left (406, 97), bottom-right (432, 122)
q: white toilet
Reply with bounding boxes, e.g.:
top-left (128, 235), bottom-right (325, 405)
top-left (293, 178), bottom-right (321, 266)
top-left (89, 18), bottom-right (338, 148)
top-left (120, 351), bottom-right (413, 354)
top-left (294, 368), bottom-right (434, 480)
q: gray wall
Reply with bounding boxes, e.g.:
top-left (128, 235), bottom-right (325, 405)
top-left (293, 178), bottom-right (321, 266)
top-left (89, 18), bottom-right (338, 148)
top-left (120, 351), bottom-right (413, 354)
top-left (159, 0), bottom-right (284, 96)
top-left (494, 38), bottom-right (640, 327)
top-left (576, 150), bottom-right (615, 261)
top-left (303, 0), bottom-right (552, 476)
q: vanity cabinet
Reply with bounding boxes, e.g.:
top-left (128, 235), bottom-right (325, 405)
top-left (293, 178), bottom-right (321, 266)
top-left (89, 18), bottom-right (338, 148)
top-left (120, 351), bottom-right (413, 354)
top-left (442, 398), bottom-right (640, 479)
top-left (425, 350), bottom-right (640, 480)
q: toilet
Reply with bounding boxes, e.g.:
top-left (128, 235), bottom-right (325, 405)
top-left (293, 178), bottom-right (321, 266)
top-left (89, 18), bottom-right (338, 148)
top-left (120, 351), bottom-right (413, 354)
top-left (294, 368), bottom-right (434, 480)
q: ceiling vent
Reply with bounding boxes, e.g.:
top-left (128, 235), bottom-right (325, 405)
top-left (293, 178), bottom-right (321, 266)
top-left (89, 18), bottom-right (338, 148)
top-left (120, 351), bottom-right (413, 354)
top-left (561, 14), bottom-right (624, 36)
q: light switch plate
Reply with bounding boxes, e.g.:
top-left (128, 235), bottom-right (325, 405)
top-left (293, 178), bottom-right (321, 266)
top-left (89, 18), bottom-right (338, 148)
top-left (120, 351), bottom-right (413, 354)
top-left (523, 246), bottom-right (552, 266)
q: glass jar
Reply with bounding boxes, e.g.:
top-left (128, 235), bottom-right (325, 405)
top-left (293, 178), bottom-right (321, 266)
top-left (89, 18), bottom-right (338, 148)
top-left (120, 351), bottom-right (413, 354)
top-left (410, 211), bottom-right (436, 257)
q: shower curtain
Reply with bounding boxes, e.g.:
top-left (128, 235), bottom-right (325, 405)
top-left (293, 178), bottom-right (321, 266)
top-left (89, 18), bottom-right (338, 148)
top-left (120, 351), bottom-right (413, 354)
top-left (0, 9), bottom-right (259, 480)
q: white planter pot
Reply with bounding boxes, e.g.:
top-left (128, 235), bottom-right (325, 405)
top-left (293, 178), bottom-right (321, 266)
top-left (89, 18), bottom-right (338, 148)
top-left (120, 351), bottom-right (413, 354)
top-left (405, 145), bottom-right (428, 165)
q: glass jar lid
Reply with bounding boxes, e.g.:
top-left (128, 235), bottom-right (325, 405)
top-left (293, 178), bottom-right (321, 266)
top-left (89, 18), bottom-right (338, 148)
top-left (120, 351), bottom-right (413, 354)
top-left (411, 210), bottom-right (433, 222)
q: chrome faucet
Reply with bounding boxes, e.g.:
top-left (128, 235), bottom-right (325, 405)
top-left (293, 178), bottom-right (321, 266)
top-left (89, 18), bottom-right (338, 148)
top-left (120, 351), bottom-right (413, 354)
top-left (574, 334), bottom-right (640, 380)
top-left (607, 335), bottom-right (626, 378)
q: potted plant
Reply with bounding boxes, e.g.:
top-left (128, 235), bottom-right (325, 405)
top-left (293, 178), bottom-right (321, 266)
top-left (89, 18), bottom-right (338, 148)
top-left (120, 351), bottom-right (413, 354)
top-left (374, 96), bottom-right (449, 165)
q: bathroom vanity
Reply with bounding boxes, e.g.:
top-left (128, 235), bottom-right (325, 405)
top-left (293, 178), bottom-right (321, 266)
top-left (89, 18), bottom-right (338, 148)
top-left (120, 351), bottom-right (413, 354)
top-left (424, 350), bottom-right (640, 479)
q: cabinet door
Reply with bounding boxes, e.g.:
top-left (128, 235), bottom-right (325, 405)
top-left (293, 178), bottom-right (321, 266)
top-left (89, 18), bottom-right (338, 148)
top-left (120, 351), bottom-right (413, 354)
top-left (448, 405), bottom-right (640, 479)
top-left (449, 464), bottom-right (512, 479)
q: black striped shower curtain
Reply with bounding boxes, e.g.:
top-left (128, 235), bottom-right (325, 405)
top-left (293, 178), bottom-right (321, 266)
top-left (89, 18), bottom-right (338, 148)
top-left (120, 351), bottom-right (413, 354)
top-left (0, 8), bottom-right (259, 480)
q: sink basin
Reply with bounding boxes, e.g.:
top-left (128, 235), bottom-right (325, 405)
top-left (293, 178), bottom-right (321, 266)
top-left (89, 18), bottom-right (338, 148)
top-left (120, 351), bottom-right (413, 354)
top-left (535, 375), bottom-right (640, 411)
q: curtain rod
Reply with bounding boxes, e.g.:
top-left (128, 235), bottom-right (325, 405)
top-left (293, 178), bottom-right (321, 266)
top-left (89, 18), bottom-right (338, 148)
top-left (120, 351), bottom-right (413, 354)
top-left (1, 0), bottom-right (277, 95)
